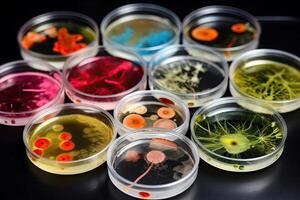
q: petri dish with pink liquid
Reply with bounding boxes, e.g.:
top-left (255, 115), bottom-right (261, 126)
top-left (0, 60), bottom-right (64, 126)
top-left (63, 46), bottom-right (147, 110)
top-left (107, 130), bottom-right (199, 199)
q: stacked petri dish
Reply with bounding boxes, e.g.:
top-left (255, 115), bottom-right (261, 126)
top-left (1, 3), bottom-right (296, 199)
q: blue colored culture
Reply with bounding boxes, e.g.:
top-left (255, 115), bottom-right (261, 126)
top-left (111, 28), bottom-right (174, 56)
top-left (111, 27), bottom-right (134, 44)
top-left (136, 30), bottom-right (173, 48)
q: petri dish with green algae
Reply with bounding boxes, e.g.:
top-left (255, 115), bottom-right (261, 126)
top-left (23, 103), bottom-right (116, 175)
top-left (191, 97), bottom-right (287, 172)
top-left (230, 49), bottom-right (300, 113)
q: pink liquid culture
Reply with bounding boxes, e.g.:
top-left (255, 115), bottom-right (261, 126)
top-left (0, 72), bottom-right (61, 124)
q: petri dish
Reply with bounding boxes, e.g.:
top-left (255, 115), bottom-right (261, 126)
top-left (107, 130), bottom-right (199, 199)
top-left (18, 11), bottom-right (99, 69)
top-left (63, 45), bottom-right (147, 110)
top-left (191, 97), bottom-right (287, 172)
top-left (229, 49), bottom-right (300, 113)
top-left (23, 103), bottom-right (116, 175)
top-left (114, 90), bottom-right (190, 135)
top-left (0, 60), bottom-right (64, 126)
top-left (148, 44), bottom-right (228, 108)
top-left (183, 5), bottom-right (261, 61)
top-left (101, 3), bottom-right (181, 62)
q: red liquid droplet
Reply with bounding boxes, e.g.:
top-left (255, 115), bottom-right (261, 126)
top-left (139, 192), bottom-right (150, 198)
top-left (159, 98), bottom-right (174, 105)
top-left (67, 56), bottom-right (144, 96)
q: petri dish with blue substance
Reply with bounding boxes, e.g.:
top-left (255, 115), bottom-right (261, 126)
top-left (101, 4), bottom-right (181, 62)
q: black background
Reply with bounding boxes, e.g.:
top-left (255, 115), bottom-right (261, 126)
top-left (1, 1), bottom-right (300, 200)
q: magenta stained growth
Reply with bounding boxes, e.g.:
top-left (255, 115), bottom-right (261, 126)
top-left (67, 56), bottom-right (144, 96)
top-left (0, 72), bottom-right (60, 114)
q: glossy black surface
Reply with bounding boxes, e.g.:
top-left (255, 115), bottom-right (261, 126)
top-left (1, 1), bottom-right (299, 200)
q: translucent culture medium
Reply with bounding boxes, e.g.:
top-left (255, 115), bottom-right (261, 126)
top-left (232, 60), bottom-right (300, 101)
top-left (27, 114), bottom-right (113, 174)
top-left (114, 139), bottom-right (195, 185)
top-left (105, 15), bottom-right (177, 52)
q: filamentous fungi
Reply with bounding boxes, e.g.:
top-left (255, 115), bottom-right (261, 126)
top-left (233, 60), bottom-right (300, 101)
top-left (194, 112), bottom-right (283, 159)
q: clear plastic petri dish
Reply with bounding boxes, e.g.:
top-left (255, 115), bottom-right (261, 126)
top-left (63, 45), bottom-right (147, 110)
top-left (148, 44), bottom-right (228, 108)
top-left (0, 60), bottom-right (64, 126)
top-left (101, 3), bottom-right (181, 62)
top-left (107, 130), bottom-right (199, 199)
top-left (229, 49), bottom-right (300, 113)
top-left (18, 11), bottom-right (99, 69)
top-left (23, 103), bottom-right (117, 175)
top-left (190, 97), bottom-right (287, 172)
top-left (183, 5), bottom-right (261, 61)
top-left (114, 90), bottom-right (190, 135)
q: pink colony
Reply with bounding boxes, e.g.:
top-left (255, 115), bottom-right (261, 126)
top-left (67, 56), bottom-right (144, 95)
